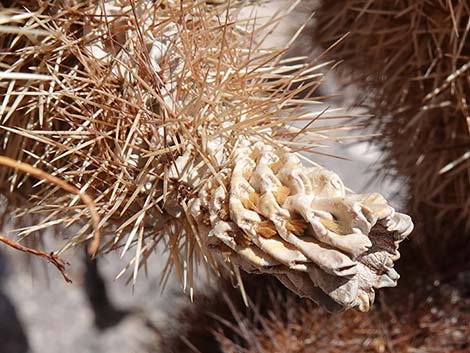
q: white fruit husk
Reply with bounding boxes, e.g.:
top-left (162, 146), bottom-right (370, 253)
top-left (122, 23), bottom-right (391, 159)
top-left (187, 138), bottom-right (413, 312)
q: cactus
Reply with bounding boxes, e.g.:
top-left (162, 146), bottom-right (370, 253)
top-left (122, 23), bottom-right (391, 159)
top-left (314, 0), bottom-right (470, 253)
top-left (0, 0), bottom-right (412, 311)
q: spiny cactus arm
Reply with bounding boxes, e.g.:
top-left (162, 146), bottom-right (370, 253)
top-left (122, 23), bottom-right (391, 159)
top-left (0, 1), bottom-right (413, 312)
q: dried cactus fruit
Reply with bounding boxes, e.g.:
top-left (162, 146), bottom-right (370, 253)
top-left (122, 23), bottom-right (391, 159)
top-left (0, 0), bottom-right (412, 310)
top-left (189, 138), bottom-right (412, 311)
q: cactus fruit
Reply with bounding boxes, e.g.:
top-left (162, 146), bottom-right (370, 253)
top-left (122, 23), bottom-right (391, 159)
top-left (0, 0), bottom-right (412, 310)
top-left (190, 139), bottom-right (412, 311)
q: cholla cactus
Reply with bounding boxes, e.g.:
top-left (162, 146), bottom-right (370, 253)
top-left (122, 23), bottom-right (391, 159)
top-left (314, 0), bottom-right (470, 249)
top-left (211, 275), bottom-right (470, 353)
top-left (0, 0), bottom-right (412, 311)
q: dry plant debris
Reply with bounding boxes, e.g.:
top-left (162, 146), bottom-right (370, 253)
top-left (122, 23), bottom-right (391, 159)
top-left (0, 0), bottom-right (412, 308)
top-left (0, 233), bottom-right (72, 282)
top-left (314, 0), bottom-right (470, 249)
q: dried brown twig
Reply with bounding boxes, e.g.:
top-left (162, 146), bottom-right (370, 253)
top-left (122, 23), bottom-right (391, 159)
top-left (0, 234), bottom-right (72, 283)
